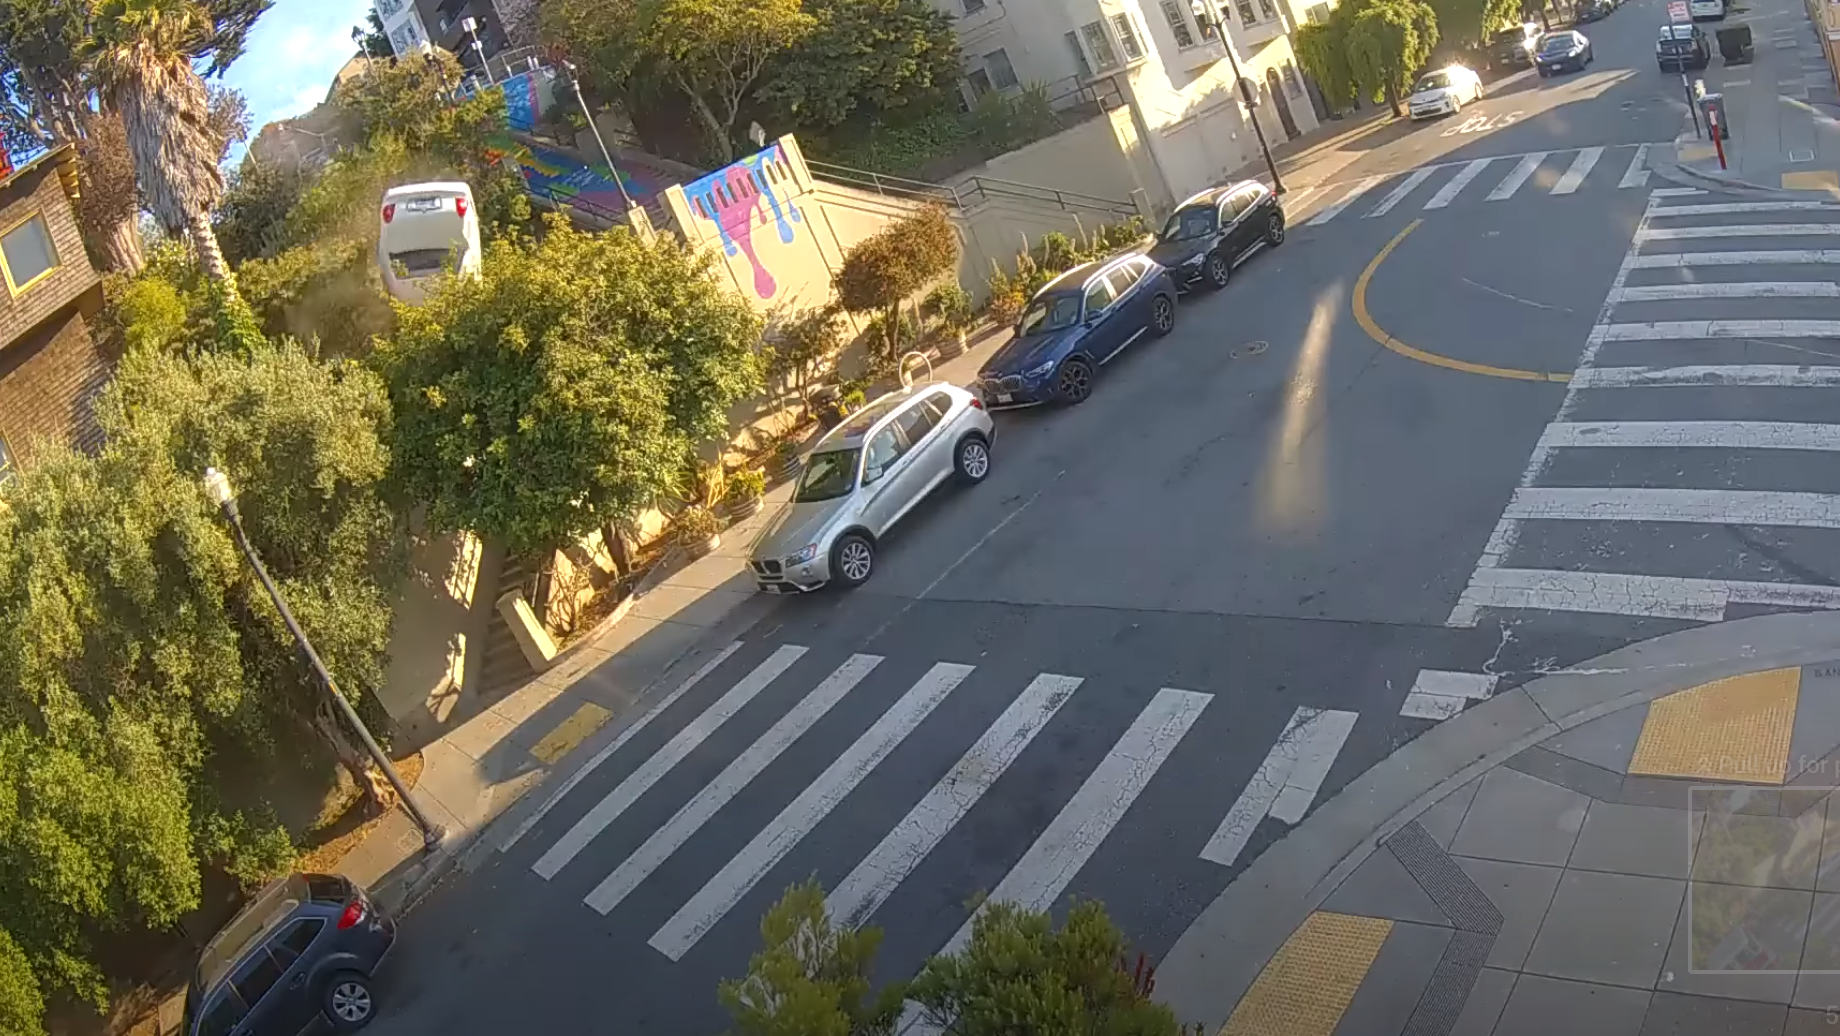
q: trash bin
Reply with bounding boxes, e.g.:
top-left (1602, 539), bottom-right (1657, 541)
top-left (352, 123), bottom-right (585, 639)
top-left (810, 386), bottom-right (847, 430)
top-left (1716, 23), bottom-right (1753, 63)
top-left (1700, 90), bottom-right (1732, 140)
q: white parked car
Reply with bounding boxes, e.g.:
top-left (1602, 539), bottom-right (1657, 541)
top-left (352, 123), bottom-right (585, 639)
top-left (1407, 65), bottom-right (1483, 120)
top-left (1689, 0), bottom-right (1725, 19)
top-left (377, 182), bottom-right (481, 305)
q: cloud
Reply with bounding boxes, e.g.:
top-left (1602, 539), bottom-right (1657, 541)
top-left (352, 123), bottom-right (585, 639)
top-left (221, 0), bottom-right (373, 138)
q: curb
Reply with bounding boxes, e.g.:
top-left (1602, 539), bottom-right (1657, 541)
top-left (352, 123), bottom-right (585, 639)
top-left (1649, 156), bottom-right (1812, 198)
top-left (1152, 609), bottom-right (1840, 1031)
top-left (369, 583), bottom-right (786, 916)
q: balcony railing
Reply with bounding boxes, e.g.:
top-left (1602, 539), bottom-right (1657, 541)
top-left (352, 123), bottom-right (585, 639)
top-left (804, 159), bottom-right (1140, 218)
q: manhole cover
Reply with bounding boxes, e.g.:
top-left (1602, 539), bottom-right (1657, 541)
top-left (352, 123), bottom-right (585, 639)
top-left (1231, 341), bottom-right (1270, 359)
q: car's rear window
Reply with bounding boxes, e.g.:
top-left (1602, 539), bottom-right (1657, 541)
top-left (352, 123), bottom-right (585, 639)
top-left (391, 246), bottom-right (466, 276)
top-left (304, 874), bottom-right (349, 904)
top-left (194, 875), bottom-right (307, 993)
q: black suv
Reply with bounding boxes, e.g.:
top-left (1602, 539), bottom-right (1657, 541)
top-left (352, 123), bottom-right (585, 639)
top-left (1145, 181), bottom-right (1286, 292)
top-left (184, 874), bottom-right (396, 1035)
top-left (1658, 23), bottom-right (1711, 70)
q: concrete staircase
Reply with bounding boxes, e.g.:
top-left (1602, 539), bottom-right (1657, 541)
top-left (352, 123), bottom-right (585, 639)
top-left (476, 553), bottom-right (538, 699)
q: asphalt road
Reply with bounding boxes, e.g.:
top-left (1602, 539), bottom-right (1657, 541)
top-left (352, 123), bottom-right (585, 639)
top-left (361, 7), bottom-right (1791, 1031)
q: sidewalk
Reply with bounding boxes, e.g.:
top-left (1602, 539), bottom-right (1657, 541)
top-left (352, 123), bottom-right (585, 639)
top-left (1666, 0), bottom-right (1840, 194)
top-left (1154, 610), bottom-right (1840, 1036)
top-left (331, 327), bottom-right (1016, 914)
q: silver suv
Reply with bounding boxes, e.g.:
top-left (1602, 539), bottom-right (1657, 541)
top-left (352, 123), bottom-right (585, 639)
top-left (748, 382), bottom-right (995, 592)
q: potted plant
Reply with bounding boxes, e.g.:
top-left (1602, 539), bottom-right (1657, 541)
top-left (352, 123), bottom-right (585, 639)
top-left (675, 505), bottom-right (722, 558)
top-left (772, 438), bottom-right (802, 482)
top-left (926, 284), bottom-right (974, 360)
top-left (724, 467), bottom-right (767, 521)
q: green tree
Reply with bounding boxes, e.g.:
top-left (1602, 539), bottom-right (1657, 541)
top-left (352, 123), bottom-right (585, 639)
top-left (355, 8), bottom-right (391, 58)
top-left (1345, 0), bottom-right (1439, 116)
top-left (832, 204), bottom-right (958, 364)
top-left (906, 900), bottom-right (1184, 1036)
top-left (718, 881), bottom-right (904, 1036)
top-left (375, 215), bottom-right (764, 557)
top-left (1426, 0), bottom-right (1518, 50)
top-left (758, 0), bottom-right (960, 133)
top-left (0, 928), bottom-right (44, 1036)
top-left (214, 156), bottom-right (309, 266)
top-left (543, 0), bottom-right (813, 163)
top-left (1293, 19), bottom-right (1359, 113)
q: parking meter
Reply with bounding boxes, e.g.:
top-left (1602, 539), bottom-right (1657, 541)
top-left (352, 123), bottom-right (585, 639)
top-left (1699, 90), bottom-right (1730, 140)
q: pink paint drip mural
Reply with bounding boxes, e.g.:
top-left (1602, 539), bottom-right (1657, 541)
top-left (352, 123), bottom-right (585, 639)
top-left (682, 144), bottom-right (802, 300)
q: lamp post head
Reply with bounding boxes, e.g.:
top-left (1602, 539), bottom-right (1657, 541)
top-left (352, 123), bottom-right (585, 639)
top-left (203, 468), bottom-right (235, 509)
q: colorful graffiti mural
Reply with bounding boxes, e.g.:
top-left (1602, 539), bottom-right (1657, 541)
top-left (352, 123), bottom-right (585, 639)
top-left (501, 72), bottom-right (541, 132)
top-left (678, 143), bottom-right (803, 300)
top-left (485, 133), bottom-right (674, 217)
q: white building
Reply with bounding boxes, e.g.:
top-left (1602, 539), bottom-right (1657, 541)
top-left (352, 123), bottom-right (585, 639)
top-left (372, 0), bottom-right (432, 58)
top-left (940, 0), bottom-right (1320, 203)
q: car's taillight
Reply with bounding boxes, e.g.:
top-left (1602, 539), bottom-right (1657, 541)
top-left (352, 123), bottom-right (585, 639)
top-left (454, 196), bottom-right (468, 218)
top-left (337, 900), bottom-right (366, 930)
top-left (968, 397), bottom-right (984, 410)
top-left (381, 204), bottom-right (395, 224)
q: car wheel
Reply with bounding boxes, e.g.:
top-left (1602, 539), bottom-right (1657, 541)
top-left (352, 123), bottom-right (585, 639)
top-left (1266, 211), bottom-right (1286, 247)
top-left (954, 434), bottom-right (990, 485)
top-left (831, 534), bottom-right (875, 589)
top-left (1203, 251), bottom-right (1231, 289)
top-left (324, 972), bottom-right (375, 1032)
top-left (1150, 294), bottom-right (1176, 337)
top-left (1057, 358), bottom-right (1094, 405)
top-left (1450, 95), bottom-right (1462, 113)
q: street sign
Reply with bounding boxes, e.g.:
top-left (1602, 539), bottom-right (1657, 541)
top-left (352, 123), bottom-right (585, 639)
top-left (1669, 0), bottom-right (1689, 20)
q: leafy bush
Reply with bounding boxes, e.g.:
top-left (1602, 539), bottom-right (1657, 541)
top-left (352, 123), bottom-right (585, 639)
top-left (675, 504), bottom-right (721, 543)
top-left (766, 303), bottom-right (847, 405)
top-left (719, 881), bottom-right (903, 1036)
top-left (833, 206), bottom-right (958, 361)
top-left (727, 467), bottom-right (768, 502)
top-left (924, 283), bottom-right (974, 330)
top-left (817, 88), bottom-right (1065, 178)
top-left (840, 387), bottom-right (868, 410)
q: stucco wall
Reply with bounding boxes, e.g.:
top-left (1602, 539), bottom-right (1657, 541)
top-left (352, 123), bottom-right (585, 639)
top-left (376, 527), bottom-right (502, 731)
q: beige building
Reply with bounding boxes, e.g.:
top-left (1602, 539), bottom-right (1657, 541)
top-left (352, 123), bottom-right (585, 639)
top-left (939, 0), bottom-right (1320, 205)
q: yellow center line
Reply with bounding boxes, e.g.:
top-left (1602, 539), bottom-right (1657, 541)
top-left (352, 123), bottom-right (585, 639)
top-left (1352, 218), bottom-right (1573, 383)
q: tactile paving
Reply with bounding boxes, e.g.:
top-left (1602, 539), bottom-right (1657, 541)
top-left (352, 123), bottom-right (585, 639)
top-left (1400, 930), bottom-right (1493, 1036)
top-left (1385, 821), bottom-right (1504, 936)
top-left (1629, 668), bottom-right (1801, 784)
top-left (1219, 912), bottom-right (1392, 1036)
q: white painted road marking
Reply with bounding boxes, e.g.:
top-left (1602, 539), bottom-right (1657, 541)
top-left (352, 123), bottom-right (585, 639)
top-left (649, 663), bottom-right (975, 960)
top-left (1612, 281), bottom-right (1840, 300)
top-left (1629, 249), bottom-right (1840, 266)
top-left (1400, 670), bottom-right (1500, 721)
top-left (1537, 421), bottom-right (1840, 451)
top-left (1503, 486), bottom-right (1840, 529)
top-left (1639, 223), bottom-right (1840, 240)
top-left (1619, 144), bottom-right (1651, 189)
top-left (1307, 176), bottom-right (1388, 225)
top-left (1267, 709), bottom-right (1358, 823)
top-left (1551, 146), bottom-right (1603, 195)
top-left (500, 640), bottom-right (744, 852)
top-left (1652, 200), bottom-right (1840, 216)
top-left (1597, 318), bottom-right (1840, 340)
top-left (581, 653), bottom-right (883, 915)
top-left (1451, 568), bottom-right (1840, 623)
top-left (1572, 364), bottom-right (1840, 387)
top-left (824, 673), bottom-right (1083, 931)
top-left (1199, 706), bottom-right (1357, 866)
top-left (531, 644), bottom-right (807, 877)
top-left (1367, 167), bottom-right (1438, 217)
top-left (1488, 152), bottom-right (1548, 200)
top-left (1424, 158), bottom-right (1496, 209)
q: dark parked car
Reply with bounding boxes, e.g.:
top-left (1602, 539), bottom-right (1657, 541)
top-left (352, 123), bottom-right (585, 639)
top-left (184, 874), bottom-right (396, 1035)
top-left (1536, 30), bottom-right (1594, 74)
top-left (1576, 0), bottom-right (1612, 22)
top-left (1658, 23), bottom-right (1711, 70)
top-left (974, 251), bottom-right (1177, 408)
top-left (1489, 23), bottom-right (1543, 67)
top-left (1146, 180), bottom-right (1287, 293)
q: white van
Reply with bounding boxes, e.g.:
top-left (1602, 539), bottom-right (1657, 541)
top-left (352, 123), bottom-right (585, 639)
top-left (378, 181), bottom-right (481, 305)
top-left (1689, 0), bottom-right (1725, 20)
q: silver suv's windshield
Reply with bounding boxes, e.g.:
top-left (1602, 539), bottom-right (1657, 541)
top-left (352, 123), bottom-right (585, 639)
top-left (1018, 293), bottom-right (1083, 336)
top-left (795, 448), bottom-right (861, 502)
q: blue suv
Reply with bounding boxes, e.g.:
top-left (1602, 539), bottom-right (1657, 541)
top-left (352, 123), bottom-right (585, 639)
top-left (974, 252), bottom-right (1178, 408)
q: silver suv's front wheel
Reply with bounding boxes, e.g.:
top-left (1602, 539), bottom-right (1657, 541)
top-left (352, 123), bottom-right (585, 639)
top-left (831, 534), bottom-right (875, 589)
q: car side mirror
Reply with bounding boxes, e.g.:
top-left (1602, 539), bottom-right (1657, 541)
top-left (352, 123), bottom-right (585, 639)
top-left (863, 465), bottom-right (884, 486)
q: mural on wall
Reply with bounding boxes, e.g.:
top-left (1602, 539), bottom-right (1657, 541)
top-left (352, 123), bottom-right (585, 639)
top-left (500, 72), bottom-right (541, 131)
top-left (679, 143), bottom-right (803, 300)
top-left (485, 134), bottom-right (672, 216)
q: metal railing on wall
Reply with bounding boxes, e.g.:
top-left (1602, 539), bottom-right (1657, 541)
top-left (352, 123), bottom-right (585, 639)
top-left (803, 159), bottom-right (1139, 218)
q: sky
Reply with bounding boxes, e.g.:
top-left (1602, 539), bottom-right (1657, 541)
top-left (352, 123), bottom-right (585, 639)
top-left (219, 0), bottom-right (374, 164)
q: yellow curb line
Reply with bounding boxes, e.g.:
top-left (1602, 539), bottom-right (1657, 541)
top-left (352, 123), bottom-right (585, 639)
top-left (1353, 218), bottom-right (1573, 383)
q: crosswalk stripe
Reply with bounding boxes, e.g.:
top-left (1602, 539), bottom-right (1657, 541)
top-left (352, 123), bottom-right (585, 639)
top-left (1630, 249), bottom-right (1840, 267)
top-left (1538, 420), bottom-right (1840, 451)
top-left (1612, 281), bottom-right (1840, 300)
top-left (1597, 318), bottom-right (1840, 340)
top-left (1267, 709), bottom-right (1358, 823)
top-left (1424, 158), bottom-right (1495, 209)
top-left (1619, 144), bottom-right (1651, 189)
top-left (1639, 223), bottom-right (1840, 240)
top-left (931, 687), bottom-right (1210, 959)
top-left (1400, 670), bottom-right (1498, 721)
top-left (1573, 364), bottom-right (1840, 387)
top-left (1453, 567), bottom-right (1840, 622)
top-left (530, 644), bottom-right (807, 877)
top-left (1551, 146), bottom-right (1603, 195)
top-left (825, 673), bottom-right (1083, 930)
top-left (1366, 167), bottom-right (1438, 217)
top-left (1306, 175), bottom-right (1387, 225)
top-left (500, 641), bottom-right (744, 852)
top-left (1504, 486), bottom-right (1840, 528)
top-left (1650, 186), bottom-right (1706, 197)
top-left (1653, 200), bottom-right (1840, 217)
top-left (581, 653), bottom-right (883, 915)
top-left (648, 662), bottom-right (976, 961)
top-left (1198, 705), bottom-right (1354, 864)
top-left (1487, 152), bottom-right (1547, 201)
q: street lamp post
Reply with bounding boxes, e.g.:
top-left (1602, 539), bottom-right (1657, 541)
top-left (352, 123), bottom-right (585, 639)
top-left (461, 17), bottom-right (493, 85)
top-left (202, 468), bottom-right (445, 852)
top-left (561, 60), bottom-right (637, 212)
top-left (1218, 30), bottom-right (1285, 195)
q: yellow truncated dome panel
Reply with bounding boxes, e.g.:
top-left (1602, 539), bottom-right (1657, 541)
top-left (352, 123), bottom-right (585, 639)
top-left (1628, 667), bottom-right (1801, 784)
top-left (1219, 911), bottom-right (1393, 1036)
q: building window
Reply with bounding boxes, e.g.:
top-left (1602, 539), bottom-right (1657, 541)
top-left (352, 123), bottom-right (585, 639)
top-left (984, 48), bottom-right (1020, 89)
top-left (962, 0), bottom-right (986, 13)
top-left (1160, 0), bottom-right (1197, 47)
top-left (1081, 20), bottom-right (1120, 69)
top-left (0, 214), bottom-right (58, 294)
top-left (1281, 60), bottom-right (1304, 95)
top-left (1306, 2), bottom-right (1331, 21)
top-left (1065, 30), bottom-right (1094, 76)
top-left (1235, 0), bottom-right (1258, 24)
top-left (966, 68), bottom-right (994, 95)
top-left (1111, 13), bottom-right (1145, 60)
top-left (375, 0), bottom-right (403, 15)
top-left (1257, 0), bottom-right (1279, 18)
top-left (0, 433), bottom-right (13, 488)
top-left (1191, 0), bottom-right (1220, 37)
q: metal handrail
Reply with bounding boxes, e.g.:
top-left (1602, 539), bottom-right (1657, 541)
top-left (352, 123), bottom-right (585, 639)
top-left (805, 158), bottom-right (1136, 218)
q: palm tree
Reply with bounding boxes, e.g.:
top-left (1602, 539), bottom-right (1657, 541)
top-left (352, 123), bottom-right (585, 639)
top-left (86, 0), bottom-right (231, 282)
